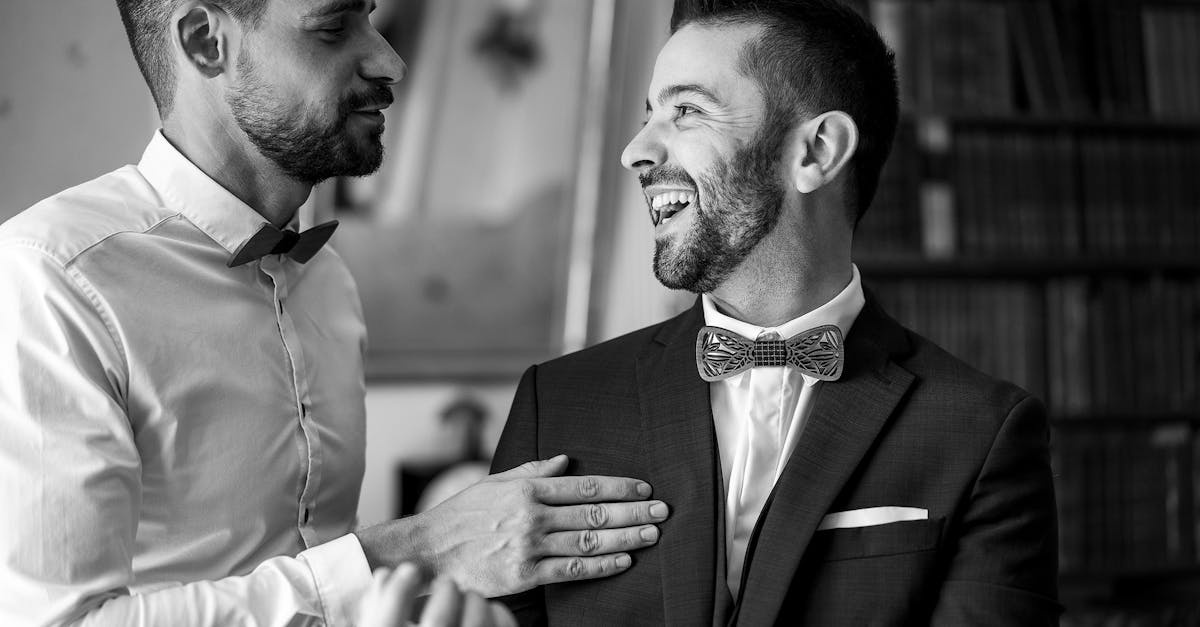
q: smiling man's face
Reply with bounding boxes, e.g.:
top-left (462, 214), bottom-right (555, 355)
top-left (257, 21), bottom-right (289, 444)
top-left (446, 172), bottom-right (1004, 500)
top-left (621, 23), bottom-right (790, 294)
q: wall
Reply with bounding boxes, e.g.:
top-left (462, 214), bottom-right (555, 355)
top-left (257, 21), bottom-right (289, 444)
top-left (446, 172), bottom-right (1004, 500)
top-left (0, 1), bottom-right (157, 216)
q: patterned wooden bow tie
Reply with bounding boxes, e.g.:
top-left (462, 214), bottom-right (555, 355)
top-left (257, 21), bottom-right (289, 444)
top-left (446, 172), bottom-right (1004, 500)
top-left (227, 220), bottom-right (339, 267)
top-left (695, 325), bottom-right (845, 382)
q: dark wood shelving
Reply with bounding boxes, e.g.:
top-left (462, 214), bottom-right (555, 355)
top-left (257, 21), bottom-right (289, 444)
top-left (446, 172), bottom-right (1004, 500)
top-left (900, 111), bottom-right (1200, 134)
top-left (861, 0), bottom-right (1200, 620)
top-left (856, 256), bottom-right (1200, 279)
top-left (1060, 565), bottom-right (1200, 586)
top-left (1051, 412), bottom-right (1200, 427)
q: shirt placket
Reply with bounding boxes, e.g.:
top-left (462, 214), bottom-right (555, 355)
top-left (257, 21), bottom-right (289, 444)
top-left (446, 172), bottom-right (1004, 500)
top-left (261, 256), bottom-right (323, 548)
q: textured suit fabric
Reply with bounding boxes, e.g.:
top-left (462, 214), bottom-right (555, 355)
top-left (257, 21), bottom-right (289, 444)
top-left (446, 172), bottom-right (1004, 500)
top-left (491, 297), bottom-right (1060, 626)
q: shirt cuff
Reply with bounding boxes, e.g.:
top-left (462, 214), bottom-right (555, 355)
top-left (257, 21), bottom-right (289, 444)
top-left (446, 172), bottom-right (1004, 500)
top-left (299, 533), bottom-right (373, 627)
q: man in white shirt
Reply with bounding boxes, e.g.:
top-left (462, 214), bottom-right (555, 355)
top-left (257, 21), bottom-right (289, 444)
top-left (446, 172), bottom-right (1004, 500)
top-left (490, 0), bottom-right (1058, 625)
top-left (0, 1), bottom-right (668, 625)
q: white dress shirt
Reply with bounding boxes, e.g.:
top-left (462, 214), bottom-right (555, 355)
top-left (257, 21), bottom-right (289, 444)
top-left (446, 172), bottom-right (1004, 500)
top-left (0, 133), bottom-right (372, 626)
top-left (704, 265), bottom-right (865, 600)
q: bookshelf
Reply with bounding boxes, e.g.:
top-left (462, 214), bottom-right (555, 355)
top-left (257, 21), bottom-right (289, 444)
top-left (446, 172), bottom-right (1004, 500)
top-left (852, 0), bottom-right (1200, 623)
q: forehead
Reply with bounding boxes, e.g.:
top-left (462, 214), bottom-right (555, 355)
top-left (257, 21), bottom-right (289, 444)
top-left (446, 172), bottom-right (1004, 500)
top-left (649, 23), bottom-right (763, 101)
top-left (265, 0), bottom-right (371, 20)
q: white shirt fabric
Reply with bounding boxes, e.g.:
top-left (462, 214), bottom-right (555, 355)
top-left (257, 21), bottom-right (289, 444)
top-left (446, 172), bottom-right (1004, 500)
top-left (704, 265), bottom-right (865, 600)
top-left (0, 132), bottom-right (373, 627)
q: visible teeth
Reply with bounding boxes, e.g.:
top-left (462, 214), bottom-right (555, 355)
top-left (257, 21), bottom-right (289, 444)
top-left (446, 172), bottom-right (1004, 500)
top-left (649, 190), bottom-right (697, 209)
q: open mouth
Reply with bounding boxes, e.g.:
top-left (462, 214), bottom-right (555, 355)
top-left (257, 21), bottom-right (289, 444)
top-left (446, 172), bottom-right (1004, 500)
top-left (649, 190), bottom-right (697, 226)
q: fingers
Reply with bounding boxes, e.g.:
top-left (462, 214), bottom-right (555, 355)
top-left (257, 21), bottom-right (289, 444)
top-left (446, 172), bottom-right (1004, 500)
top-left (489, 602), bottom-right (519, 627)
top-left (359, 563), bottom-right (422, 627)
top-left (458, 590), bottom-right (491, 627)
top-left (488, 454), bottom-right (569, 480)
top-left (544, 500), bottom-right (670, 532)
top-left (417, 577), bottom-right (514, 627)
top-left (539, 525), bottom-right (661, 559)
top-left (529, 475), bottom-right (654, 505)
top-left (419, 575), bottom-right (463, 626)
top-left (530, 554), bottom-right (635, 586)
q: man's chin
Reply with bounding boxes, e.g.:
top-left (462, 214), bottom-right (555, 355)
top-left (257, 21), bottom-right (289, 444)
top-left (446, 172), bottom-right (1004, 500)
top-left (309, 144), bottom-right (385, 181)
top-left (653, 255), bottom-right (703, 293)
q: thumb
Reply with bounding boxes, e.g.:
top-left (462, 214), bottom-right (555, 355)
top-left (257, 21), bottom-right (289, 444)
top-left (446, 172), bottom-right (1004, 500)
top-left (490, 454), bottom-right (568, 480)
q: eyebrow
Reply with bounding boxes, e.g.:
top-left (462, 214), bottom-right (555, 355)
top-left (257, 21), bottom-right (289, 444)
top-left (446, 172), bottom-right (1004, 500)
top-left (304, 0), bottom-right (375, 18)
top-left (646, 83), bottom-right (724, 112)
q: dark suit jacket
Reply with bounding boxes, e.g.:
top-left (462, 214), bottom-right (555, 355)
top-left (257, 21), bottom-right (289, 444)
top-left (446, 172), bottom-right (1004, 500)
top-left (491, 297), bottom-right (1060, 626)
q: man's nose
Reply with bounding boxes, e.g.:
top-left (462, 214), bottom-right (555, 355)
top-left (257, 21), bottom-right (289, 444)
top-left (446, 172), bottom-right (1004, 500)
top-left (361, 30), bottom-right (407, 85)
top-left (621, 121), bottom-right (667, 172)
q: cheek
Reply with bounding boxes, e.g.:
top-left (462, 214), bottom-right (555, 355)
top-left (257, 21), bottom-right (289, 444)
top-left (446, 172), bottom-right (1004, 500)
top-left (671, 135), bottom-right (739, 187)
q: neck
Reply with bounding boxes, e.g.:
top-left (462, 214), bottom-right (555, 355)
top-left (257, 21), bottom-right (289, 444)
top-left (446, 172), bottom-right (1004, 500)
top-left (707, 220), bottom-right (853, 327)
top-left (162, 116), bottom-right (312, 228)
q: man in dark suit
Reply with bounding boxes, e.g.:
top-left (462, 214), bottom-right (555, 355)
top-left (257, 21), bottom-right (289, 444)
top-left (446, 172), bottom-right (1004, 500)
top-left (491, 0), bottom-right (1059, 624)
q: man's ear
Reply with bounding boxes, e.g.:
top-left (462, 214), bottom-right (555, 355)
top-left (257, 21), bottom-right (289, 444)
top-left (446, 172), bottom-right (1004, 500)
top-left (176, 2), bottom-right (231, 78)
top-left (787, 111), bottom-right (859, 194)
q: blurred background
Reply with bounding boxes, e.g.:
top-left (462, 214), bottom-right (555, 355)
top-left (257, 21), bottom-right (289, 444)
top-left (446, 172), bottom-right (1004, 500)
top-left (1, 0), bottom-right (1197, 624)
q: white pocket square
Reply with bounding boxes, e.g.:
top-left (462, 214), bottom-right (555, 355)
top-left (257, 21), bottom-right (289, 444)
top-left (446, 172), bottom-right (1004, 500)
top-left (817, 506), bottom-right (928, 531)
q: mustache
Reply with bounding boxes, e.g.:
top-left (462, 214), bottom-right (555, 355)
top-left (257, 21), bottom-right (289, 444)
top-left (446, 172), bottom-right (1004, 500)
top-left (340, 85), bottom-right (395, 117)
top-left (639, 165), bottom-right (697, 189)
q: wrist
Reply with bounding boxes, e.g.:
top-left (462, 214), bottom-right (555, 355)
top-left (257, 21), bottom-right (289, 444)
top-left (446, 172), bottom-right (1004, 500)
top-left (354, 515), bottom-right (435, 575)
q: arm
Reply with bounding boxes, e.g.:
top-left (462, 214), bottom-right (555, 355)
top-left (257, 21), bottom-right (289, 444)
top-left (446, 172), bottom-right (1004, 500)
top-left (0, 245), bottom-right (371, 627)
top-left (929, 394), bottom-right (1062, 626)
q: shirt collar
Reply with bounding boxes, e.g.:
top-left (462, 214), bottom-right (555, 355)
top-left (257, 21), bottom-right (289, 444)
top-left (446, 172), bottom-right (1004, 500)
top-left (702, 263), bottom-right (866, 358)
top-left (137, 131), bottom-right (273, 256)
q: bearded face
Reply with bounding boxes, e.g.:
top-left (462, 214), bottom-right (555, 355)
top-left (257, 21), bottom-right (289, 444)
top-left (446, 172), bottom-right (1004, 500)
top-left (643, 121), bottom-right (788, 294)
top-left (226, 49), bottom-right (394, 184)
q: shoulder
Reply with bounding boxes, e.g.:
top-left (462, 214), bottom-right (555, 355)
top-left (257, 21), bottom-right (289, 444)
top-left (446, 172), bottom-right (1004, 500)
top-left (902, 326), bottom-right (1032, 410)
top-left (0, 165), bottom-right (175, 267)
top-left (884, 321), bottom-right (1044, 452)
top-left (539, 312), bottom-right (685, 372)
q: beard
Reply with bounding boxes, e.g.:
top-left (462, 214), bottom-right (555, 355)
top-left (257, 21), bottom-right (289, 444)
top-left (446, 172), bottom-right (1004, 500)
top-left (646, 121), bottom-right (789, 294)
top-left (225, 51), bottom-right (393, 184)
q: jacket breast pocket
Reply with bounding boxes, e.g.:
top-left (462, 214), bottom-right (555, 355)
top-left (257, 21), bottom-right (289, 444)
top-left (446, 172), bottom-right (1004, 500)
top-left (810, 517), bottom-right (944, 562)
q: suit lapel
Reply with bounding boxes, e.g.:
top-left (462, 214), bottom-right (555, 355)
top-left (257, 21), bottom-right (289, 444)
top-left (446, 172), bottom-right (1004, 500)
top-left (734, 299), bottom-right (916, 626)
top-left (637, 301), bottom-right (720, 627)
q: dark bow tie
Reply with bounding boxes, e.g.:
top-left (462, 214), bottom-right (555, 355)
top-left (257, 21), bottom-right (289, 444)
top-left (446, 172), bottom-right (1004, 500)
top-left (227, 220), bottom-right (339, 268)
top-left (696, 325), bottom-right (845, 382)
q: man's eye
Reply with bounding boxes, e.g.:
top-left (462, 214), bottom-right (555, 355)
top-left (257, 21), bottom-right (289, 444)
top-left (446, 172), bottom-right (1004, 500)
top-left (674, 104), bottom-right (698, 118)
top-left (316, 24), bottom-right (347, 39)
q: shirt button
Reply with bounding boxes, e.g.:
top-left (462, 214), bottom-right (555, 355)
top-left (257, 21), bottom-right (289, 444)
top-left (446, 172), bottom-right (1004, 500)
top-left (301, 507), bottom-right (311, 525)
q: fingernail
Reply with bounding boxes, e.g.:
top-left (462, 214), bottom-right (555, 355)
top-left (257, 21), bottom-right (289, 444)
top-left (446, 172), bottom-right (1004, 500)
top-left (616, 554), bottom-right (632, 568)
top-left (640, 526), bottom-right (659, 542)
top-left (649, 502), bottom-right (669, 519)
top-left (636, 482), bottom-right (652, 497)
top-left (545, 454), bottom-right (567, 463)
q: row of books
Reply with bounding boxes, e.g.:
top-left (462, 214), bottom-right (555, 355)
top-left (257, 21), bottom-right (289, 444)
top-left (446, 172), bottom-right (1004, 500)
top-left (1054, 423), bottom-right (1198, 574)
top-left (1140, 3), bottom-right (1200, 118)
top-left (867, 280), bottom-right (1044, 394)
top-left (865, 277), bottom-right (1200, 415)
top-left (868, 0), bottom-right (1200, 118)
top-left (1048, 277), bottom-right (1200, 416)
top-left (1062, 604), bottom-right (1200, 627)
top-left (855, 130), bottom-right (1200, 258)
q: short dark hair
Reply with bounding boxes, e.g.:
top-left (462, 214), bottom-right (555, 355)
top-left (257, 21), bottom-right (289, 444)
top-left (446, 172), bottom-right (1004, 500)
top-left (672, 0), bottom-right (899, 224)
top-left (115, 0), bottom-right (268, 116)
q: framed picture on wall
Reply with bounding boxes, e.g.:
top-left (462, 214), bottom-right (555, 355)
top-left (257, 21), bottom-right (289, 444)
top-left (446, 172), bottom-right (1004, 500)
top-left (325, 0), bottom-right (612, 379)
